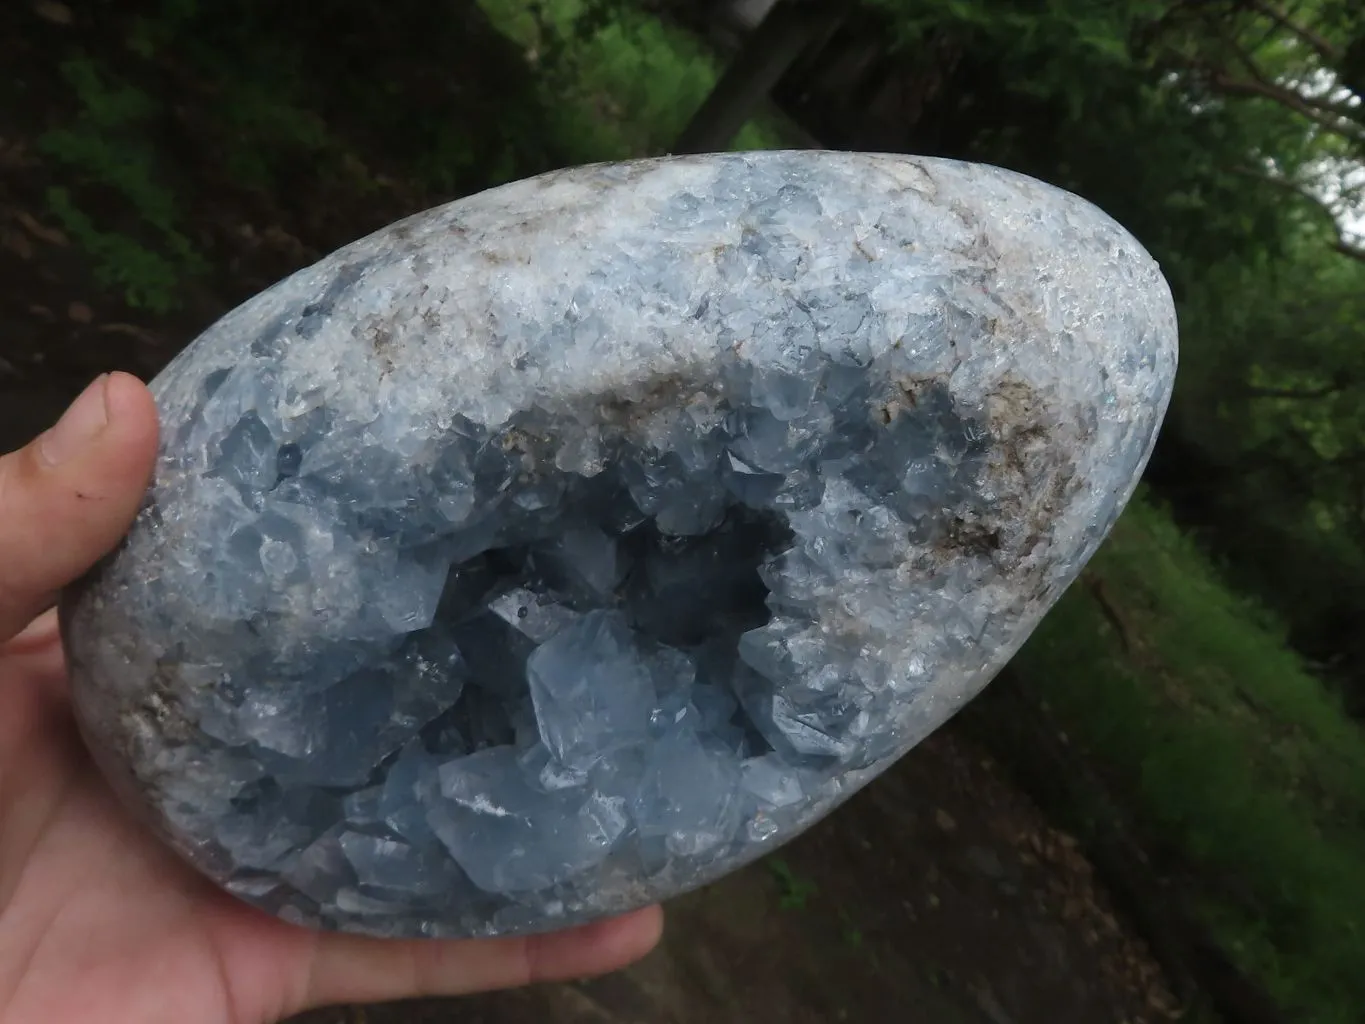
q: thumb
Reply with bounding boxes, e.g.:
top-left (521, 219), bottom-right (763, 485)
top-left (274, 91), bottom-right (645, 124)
top-left (0, 372), bottom-right (159, 641)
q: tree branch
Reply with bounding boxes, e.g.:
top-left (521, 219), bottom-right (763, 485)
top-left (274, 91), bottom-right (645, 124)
top-left (1209, 68), bottom-right (1365, 140)
top-left (1183, 20), bottom-right (1365, 135)
top-left (1231, 165), bottom-right (1365, 262)
top-left (1335, 235), bottom-right (1365, 261)
top-left (1248, 0), bottom-right (1339, 62)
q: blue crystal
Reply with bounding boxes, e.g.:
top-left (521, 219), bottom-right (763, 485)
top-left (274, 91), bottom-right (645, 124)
top-left (530, 527), bottom-right (623, 604)
top-left (61, 151), bottom-right (1177, 938)
top-left (632, 723), bottom-right (743, 858)
top-left (526, 611), bottom-right (657, 770)
top-left (378, 739), bottom-right (439, 842)
top-left (428, 746), bottom-right (628, 894)
top-left (338, 832), bottom-right (427, 891)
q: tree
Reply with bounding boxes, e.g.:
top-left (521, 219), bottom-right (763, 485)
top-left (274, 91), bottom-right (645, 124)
top-left (671, 0), bottom-right (845, 154)
top-left (1154, 0), bottom-right (1365, 262)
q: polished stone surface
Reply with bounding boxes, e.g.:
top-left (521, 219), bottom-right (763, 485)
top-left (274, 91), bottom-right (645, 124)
top-left (61, 151), bottom-right (1177, 937)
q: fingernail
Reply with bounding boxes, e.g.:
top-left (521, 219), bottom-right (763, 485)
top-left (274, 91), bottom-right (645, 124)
top-left (40, 374), bottom-right (111, 466)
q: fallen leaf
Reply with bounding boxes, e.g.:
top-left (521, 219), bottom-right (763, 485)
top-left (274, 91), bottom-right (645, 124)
top-left (15, 211), bottom-right (68, 247)
top-left (67, 301), bottom-right (92, 323)
top-left (32, 1), bottom-right (73, 25)
top-left (98, 322), bottom-right (158, 344)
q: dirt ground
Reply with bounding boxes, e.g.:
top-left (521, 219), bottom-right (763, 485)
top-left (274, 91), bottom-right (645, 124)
top-left (0, 5), bottom-right (1179, 1021)
top-left (289, 730), bottom-right (1177, 1024)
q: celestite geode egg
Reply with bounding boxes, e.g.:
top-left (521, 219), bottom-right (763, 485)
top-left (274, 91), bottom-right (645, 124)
top-left (61, 151), bottom-right (1177, 938)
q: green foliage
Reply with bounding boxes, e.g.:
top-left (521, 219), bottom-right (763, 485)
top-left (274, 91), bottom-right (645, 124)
top-left (869, 0), bottom-right (1164, 57)
top-left (37, 57), bottom-right (206, 311)
top-left (767, 856), bottom-right (819, 911)
top-left (212, 81), bottom-right (340, 193)
top-left (45, 187), bottom-right (187, 313)
top-left (480, 0), bottom-right (785, 161)
top-left (32, 0), bottom-right (569, 310)
top-left (1013, 498), bottom-right (1365, 1023)
top-left (1160, 200), bottom-right (1365, 704)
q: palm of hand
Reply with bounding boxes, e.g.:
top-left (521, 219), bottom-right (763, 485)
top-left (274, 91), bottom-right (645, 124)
top-left (1, 618), bottom-right (329, 1024)
top-left (0, 374), bottom-right (661, 1024)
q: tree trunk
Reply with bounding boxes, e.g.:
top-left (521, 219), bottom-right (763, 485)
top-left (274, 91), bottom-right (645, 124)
top-left (670, 0), bottom-right (844, 155)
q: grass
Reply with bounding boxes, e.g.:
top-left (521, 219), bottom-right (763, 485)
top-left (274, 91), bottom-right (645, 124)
top-left (767, 856), bottom-right (819, 911)
top-left (478, 0), bottom-right (786, 162)
top-left (1013, 494), bottom-right (1365, 1023)
top-left (32, 18), bottom-right (339, 313)
top-left (37, 56), bottom-right (206, 312)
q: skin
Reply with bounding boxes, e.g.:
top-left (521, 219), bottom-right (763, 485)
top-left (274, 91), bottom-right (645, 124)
top-left (0, 372), bottom-right (663, 1024)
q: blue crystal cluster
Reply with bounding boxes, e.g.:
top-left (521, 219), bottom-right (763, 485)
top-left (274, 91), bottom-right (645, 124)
top-left (61, 152), bottom-right (1177, 937)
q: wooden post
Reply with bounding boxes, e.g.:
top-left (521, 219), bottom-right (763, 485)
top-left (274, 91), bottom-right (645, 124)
top-left (670, 0), bottom-right (844, 155)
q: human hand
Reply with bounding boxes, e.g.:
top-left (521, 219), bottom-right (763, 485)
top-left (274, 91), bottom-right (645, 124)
top-left (0, 372), bottom-right (663, 1024)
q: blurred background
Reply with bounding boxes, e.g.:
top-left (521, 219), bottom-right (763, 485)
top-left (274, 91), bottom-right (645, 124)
top-left (2, 2), bottom-right (1363, 1022)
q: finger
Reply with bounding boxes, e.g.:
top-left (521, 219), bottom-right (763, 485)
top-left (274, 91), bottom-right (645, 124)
top-left (1, 608), bottom-right (60, 655)
top-left (297, 904), bottom-right (663, 1011)
top-left (0, 610), bottom-right (67, 703)
top-left (0, 373), bottom-right (159, 642)
top-left (0, 611), bottom-right (66, 697)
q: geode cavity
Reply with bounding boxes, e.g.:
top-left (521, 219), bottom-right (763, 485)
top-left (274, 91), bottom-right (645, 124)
top-left (61, 151), bottom-right (1177, 938)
